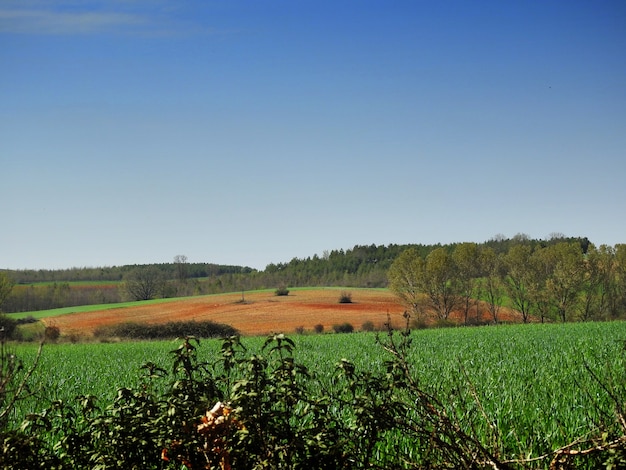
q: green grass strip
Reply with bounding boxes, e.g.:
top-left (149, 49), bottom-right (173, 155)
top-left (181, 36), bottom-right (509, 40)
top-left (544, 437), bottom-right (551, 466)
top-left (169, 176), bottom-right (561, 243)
top-left (8, 297), bottom-right (180, 320)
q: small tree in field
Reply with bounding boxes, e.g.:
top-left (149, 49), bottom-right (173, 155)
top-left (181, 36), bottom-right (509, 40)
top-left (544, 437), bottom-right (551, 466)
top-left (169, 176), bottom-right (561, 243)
top-left (275, 286), bottom-right (289, 296)
top-left (338, 291), bottom-right (352, 303)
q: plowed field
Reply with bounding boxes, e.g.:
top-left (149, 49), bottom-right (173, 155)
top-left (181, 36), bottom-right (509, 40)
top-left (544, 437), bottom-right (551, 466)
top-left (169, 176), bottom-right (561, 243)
top-left (44, 288), bottom-right (523, 338)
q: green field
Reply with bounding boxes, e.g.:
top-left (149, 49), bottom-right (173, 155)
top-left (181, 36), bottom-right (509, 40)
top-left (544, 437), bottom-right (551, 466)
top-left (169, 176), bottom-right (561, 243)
top-left (8, 295), bottom-right (207, 320)
top-left (10, 321), bottom-right (626, 464)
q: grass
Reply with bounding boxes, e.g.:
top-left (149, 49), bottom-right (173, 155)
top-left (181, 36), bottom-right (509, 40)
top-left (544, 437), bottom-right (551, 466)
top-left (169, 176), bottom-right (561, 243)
top-left (8, 296), bottom-right (201, 320)
top-left (10, 320), bottom-right (626, 462)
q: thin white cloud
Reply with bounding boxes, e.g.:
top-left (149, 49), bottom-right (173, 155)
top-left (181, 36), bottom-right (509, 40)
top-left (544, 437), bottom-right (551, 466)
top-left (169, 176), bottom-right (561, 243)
top-left (0, 8), bottom-right (149, 35)
top-left (0, 3), bottom-right (233, 37)
top-left (1, 0), bottom-right (211, 37)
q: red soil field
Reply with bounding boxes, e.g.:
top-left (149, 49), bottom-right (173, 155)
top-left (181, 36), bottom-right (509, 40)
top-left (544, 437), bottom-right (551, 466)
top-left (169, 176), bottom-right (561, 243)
top-left (44, 288), bottom-right (523, 338)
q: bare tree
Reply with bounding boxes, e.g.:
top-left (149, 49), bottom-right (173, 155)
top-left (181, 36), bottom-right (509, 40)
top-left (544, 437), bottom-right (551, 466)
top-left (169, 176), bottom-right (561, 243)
top-left (123, 267), bottom-right (165, 301)
top-left (174, 255), bottom-right (189, 284)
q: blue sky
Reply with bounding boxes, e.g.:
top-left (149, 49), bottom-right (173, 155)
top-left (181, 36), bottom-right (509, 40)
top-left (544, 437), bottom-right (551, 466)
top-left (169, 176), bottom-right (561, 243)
top-left (1, 1), bottom-right (625, 270)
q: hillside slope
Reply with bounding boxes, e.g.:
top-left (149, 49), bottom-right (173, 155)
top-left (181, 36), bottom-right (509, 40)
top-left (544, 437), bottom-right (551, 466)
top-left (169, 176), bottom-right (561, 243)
top-left (41, 288), bottom-right (525, 339)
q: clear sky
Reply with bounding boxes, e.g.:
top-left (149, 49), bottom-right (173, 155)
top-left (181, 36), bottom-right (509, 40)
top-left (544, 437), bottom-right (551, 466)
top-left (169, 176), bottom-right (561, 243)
top-left (1, 1), bottom-right (625, 271)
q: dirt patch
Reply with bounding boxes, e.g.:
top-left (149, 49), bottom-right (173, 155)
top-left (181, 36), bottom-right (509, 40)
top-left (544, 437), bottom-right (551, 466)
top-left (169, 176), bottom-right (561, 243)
top-left (44, 288), bottom-right (524, 338)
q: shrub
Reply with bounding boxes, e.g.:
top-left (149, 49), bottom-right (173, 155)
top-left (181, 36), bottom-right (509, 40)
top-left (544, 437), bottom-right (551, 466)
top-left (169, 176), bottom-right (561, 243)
top-left (294, 326), bottom-right (305, 335)
top-left (412, 319), bottom-right (429, 330)
top-left (434, 319), bottom-right (456, 329)
top-left (313, 323), bottom-right (324, 334)
top-left (43, 326), bottom-right (60, 342)
top-left (338, 291), bottom-right (352, 303)
top-left (361, 320), bottom-right (375, 332)
top-left (274, 286), bottom-right (290, 296)
top-left (93, 320), bottom-right (238, 340)
top-left (0, 315), bottom-right (18, 340)
top-left (332, 322), bottom-right (354, 333)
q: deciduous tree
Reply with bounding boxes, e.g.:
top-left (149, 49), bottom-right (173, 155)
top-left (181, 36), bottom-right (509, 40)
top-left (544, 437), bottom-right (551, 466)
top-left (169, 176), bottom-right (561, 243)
top-left (503, 244), bottom-right (535, 323)
top-left (388, 248), bottom-right (426, 321)
top-left (608, 244), bottom-right (626, 317)
top-left (122, 267), bottom-right (165, 301)
top-left (174, 255), bottom-right (189, 284)
top-left (0, 273), bottom-right (14, 312)
top-left (530, 246), bottom-right (556, 323)
top-left (543, 242), bottom-right (585, 322)
top-left (479, 247), bottom-right (505, 323)
top-left (452, 243), bottom-right (481, 325)
top-left (578, 244), bottom-right (615, 321)
top-left (423, 248), bottom-right (459, 320)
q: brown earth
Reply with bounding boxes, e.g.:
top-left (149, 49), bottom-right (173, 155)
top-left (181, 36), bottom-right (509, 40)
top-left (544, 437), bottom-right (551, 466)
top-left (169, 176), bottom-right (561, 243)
top-left (43, 288), bottom-right (523, 338)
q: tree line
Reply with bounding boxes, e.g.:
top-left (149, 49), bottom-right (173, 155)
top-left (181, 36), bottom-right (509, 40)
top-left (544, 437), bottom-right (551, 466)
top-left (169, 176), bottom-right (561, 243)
top-left (2, 235), bottom-right (625, 322)
top-left (4, 262), bottom-right (253, 284)
top-left (0, 245), bottom-right (415, 312)
top-left (388, 239), bottom-right (626, 324)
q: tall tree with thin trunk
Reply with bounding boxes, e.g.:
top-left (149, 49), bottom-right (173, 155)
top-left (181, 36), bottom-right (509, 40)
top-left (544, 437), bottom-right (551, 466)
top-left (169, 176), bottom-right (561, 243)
top-left (613, 244), bottom-right (626, 317)
top-left (388, 248), bottom-right (426, 322)
top-left (479, 247), bottom-right (505, 324)
top-left (529, 247), bottom-right (555, 323)
top-left (174, 255), bottom-right (189, 284)
top-left (0, 272), bottom-right (14, 312)
top-left (423, 247), bottom-right (459, 321)
top-left (174, 255), bottom-right (190, 296)
top-left (453, 243), bottom-right (481, 325)
top-left (543, 242), bottom-right (585, 322)
top-left (503, 244), bottom-right (535, 323)
top-left (578, 244), bottom-right (614, 321)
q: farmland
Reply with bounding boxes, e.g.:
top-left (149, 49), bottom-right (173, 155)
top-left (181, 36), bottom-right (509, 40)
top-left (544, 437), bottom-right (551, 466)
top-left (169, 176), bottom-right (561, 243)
top-left (30, 287), bottom-right (523, 339)
top-left (32, 287), bottom-right (408, 338)
top-left (9, 319), bottom-right (626, 468)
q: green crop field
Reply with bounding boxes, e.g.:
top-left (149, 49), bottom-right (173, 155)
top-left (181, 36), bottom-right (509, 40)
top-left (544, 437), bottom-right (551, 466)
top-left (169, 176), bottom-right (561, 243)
top-left (8, 321), bottom-right (626, 468)
top-left (9, 296), bottom-right (192, 320)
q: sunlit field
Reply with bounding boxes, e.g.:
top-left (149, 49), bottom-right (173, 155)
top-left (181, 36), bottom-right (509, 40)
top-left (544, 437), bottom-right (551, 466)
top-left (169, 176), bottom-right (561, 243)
top-left (11, 320), bottom-right (626, 464)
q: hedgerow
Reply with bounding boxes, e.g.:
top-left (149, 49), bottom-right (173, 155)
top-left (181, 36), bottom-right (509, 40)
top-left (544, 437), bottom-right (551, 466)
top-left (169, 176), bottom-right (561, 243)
top-left (93, 320), bottom-right (238, 340)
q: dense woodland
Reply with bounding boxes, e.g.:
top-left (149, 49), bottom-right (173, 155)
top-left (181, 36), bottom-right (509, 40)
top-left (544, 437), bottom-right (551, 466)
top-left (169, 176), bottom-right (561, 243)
top-left (1, 234), bottom-right (624, 323)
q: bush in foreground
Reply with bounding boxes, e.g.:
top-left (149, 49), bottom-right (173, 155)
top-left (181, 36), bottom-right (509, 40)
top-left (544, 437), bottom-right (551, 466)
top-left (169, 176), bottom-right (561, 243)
top-left (0, 315), bottom-right (18, 340)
